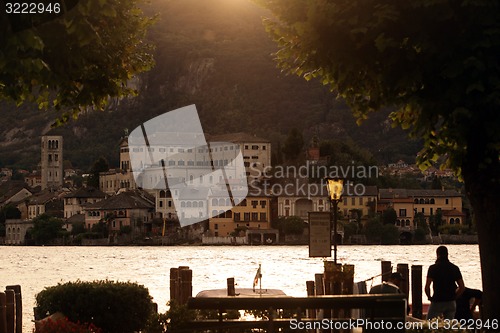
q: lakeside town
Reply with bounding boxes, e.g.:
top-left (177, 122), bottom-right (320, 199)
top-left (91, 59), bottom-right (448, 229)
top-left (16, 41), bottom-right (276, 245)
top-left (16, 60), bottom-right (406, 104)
top-left (0, 132), bottom-right (475, 247)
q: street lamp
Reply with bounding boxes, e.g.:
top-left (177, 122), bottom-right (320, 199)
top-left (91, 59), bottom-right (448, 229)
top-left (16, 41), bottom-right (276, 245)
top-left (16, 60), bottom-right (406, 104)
top-left (326, 178), bottom-right (344, 264)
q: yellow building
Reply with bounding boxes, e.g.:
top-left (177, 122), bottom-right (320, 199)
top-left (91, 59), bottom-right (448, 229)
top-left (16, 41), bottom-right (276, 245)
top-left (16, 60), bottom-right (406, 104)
top-left (378, 188), bottom-right (464, 228)
top-left (339, 185), bottom-right (378, 221)
top-left (208, 188), bottom-right (275, 240)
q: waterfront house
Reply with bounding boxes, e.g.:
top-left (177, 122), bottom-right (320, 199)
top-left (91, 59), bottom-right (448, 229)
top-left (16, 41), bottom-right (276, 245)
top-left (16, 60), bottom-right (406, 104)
top-left (4, 219), bottom-right (33, 245)
top-left (83, 189), bottom-right (155, 233)
top-left (378, 188), bottom-right (464, 228)
top-left (63, 186), bottom-right (107, 219)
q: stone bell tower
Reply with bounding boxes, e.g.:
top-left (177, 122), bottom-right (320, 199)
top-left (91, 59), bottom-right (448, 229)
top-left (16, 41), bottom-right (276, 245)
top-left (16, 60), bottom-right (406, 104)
top-left (41, 135), bottom-right (63, 189)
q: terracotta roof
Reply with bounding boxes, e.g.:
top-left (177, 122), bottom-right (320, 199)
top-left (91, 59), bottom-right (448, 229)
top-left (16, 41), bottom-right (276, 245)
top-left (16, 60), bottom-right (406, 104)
top-left (67, 213), bottom-right (85, 224)
top-left (379, 188), bottom-right (462, 199)
top-left (0, 180), bottom-right (32, 204)
top-left (28, 190), bottom-right (59, 205)
top-left (442, 209), bottom-right (465, 216)
top-left (64, 187), bottom-right (106, 199)
top-left (207, 132), bottom-right (270, 143)
top-left (85, 190), bottom-right (154, 210)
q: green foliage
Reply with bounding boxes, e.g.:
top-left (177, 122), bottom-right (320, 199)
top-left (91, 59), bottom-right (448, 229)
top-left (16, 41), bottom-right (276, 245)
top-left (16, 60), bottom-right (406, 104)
top-left (363, 216), bottom-right (383, 243)
top-left (70, 222), bottom-right (85, 236)
top-left (414, 228), bottom-right (427, 243)
top-left (276, 216), bottom-right (305, 235)
top-left (382, 207), bottom-right (397, 225)
top-left (282, 128), bottom-right (304, 161)
top-left (35, 280), bottom-right (155, 333)
top-left (87, 157), bottom-right (109, 188)
top-left (439, 224), bottom-right (468, 235)
top-left (30, 214), bottom-right (64, 245)
top-left (380, 224), bottom-right (400, 245)
top-left (342, 221), bottom-right (358, 241)
top-left (231, 225), bottom-right (247, 237)
top-left (90, 221), bottom-right (108, 238)
top-left (0, 204), bottom-right (22, 223)
top-left (429, 210), bottom-right (444, 235)
top-left (163, 301), bottom-right (197, 332)
top-left (258, 0), bottom-right (500, 179)
top-left (119, 225), bottom-right (133, 235)
top-left (0, 204), bottom-right (22, 236)
top-left (0, 0), bottom-right (155, 121)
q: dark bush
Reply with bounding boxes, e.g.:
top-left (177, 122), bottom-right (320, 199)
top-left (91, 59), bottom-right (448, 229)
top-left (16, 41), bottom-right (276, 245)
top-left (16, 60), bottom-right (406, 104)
top-left (35, 280), bottom-right (155, 333)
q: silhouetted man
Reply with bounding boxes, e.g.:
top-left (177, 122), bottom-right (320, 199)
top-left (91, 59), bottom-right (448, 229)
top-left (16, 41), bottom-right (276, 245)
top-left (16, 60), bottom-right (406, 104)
top-left (425, 245), bottom-right (465, 320)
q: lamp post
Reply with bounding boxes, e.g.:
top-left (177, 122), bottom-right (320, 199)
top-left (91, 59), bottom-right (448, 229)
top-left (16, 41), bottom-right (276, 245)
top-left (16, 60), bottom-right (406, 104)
top-left (326, 178), bottom-right (344, 264)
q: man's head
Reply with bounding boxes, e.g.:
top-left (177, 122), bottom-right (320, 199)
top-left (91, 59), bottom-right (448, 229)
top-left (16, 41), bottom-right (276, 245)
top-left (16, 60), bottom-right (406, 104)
top-left (388, 272), bottom-right (404, 286)
top-left (436, 245), bottom-right (448, 259)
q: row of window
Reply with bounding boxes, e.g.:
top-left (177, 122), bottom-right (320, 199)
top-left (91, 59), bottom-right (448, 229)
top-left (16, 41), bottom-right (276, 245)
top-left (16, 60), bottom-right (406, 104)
top-left (244, 145), bottom-right (267, 150)
top-left (131, 145), bottom-right (241, 153)
top-left (45, 139), bottom-right (60, 150)
top-left (212, 211), bottom-right (268, 222)
top-left (47, 154), bottom-right (59, 162)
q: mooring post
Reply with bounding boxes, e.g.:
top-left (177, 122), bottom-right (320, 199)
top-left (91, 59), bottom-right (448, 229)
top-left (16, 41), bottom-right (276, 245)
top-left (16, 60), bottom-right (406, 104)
top-left (6, 286), bottom-right (21, 333)
top-left (170, 267), bottom-right (179, 302)
top-left (381, 261), bottom-right (392, 282)
top-left (227, 278), bottom-right (236, 296)
top-left (4, 290), bottom-right (14, 333)
top-left (179, 267), bottom-right (192, 305)
top-left (396, 264), bottom-right (410, 296)
top-left (306, 280), bottom-right (316, 319)
top-left (0, 292), bottom-right (7, 333)
top-left (411, 265), bottom-right (423, 319)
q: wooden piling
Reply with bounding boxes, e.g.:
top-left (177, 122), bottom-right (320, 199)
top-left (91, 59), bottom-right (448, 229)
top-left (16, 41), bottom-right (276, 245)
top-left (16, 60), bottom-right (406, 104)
top-left (396, 264), bottom-right (410, 297)
top-left (5, 286), bottom-right (21, 333)
top-left (170, 267), bottom-right (179, 302)
top-left (5, 290), bottom-right (14, 333)
top-left (381, 261), bottom-right (392, 282)
top-left (179, 267), bottom-right (192, 305)
top-left (227, 278), bottom-right (236, 296)
top-left (306, 280), bottom-right (316, 319)
top-left (314, 274), bottom-right (324, 296)
top-left (0, 292), bottom-right (7, 333)
top-left (411, 265), bottom-right (423, 319)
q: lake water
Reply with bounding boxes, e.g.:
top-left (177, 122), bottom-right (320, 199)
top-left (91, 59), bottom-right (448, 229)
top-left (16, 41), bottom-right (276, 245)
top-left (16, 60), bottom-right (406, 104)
top-left (0, 244), bottom-right (481, 331)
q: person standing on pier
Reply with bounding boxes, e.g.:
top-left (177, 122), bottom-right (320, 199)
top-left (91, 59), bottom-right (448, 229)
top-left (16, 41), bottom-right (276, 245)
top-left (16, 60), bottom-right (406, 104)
top-left (425, 245), bottom-right (465, 320)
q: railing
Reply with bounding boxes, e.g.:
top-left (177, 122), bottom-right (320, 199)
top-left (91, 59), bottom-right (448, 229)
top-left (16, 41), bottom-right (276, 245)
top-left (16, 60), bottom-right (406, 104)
top-left (171, 294), bottom-right (406, 333)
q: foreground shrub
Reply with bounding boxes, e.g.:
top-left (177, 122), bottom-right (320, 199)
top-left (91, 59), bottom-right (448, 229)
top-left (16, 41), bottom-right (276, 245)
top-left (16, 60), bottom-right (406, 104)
top-left (35, 280), bottom-right (155, 333)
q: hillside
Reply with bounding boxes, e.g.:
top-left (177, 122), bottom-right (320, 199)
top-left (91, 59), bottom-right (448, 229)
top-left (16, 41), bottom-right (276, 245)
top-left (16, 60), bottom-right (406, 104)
top-left (0, 0), bottom-right (421, 171)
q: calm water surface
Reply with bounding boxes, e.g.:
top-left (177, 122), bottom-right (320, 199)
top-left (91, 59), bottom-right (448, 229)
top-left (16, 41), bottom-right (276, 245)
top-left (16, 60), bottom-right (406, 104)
top-left (0, 244), bottom-right (481, 331)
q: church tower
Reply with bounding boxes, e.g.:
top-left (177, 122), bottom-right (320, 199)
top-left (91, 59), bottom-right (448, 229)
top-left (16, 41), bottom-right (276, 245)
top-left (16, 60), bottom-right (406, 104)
top-left (41, 135), bottom-right (64, 189)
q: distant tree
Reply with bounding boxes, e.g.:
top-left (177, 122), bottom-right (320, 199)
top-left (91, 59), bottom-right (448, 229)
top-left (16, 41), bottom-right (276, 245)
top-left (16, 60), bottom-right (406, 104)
top-left (381, 224), bottom-right (400, 245)
top-left (0, 204), bottom-right (22, 237)
top-left (0, 0), bottom-right (154, 122)
top-left (342, 221), bottom-right (358, 242)
top-left (382, 208), bottom-right (397, 225)
top-left (87, 157), bottom-right (109, 188)
top-left (413, 212), bottom-right (429, 234)
top-left (258, 0), bottom-right (500, 319)
top-left (272, 140), bottom-right (284, 165)
top-left (71, 222), bottom-right (86, 236)
top-left (91, 220), bottom-right (109, 238)
top-left (30, 214), bottom-right (64, 245)
top-left (282, 128), bottom-right (304, 160)
top-left (275, 216), bottom-right (305, 235)
top-left (431, 176), bottom-right (443, 190)
top-left (363, 216), bottom-right (382, 243)
top-left (429, 210), bottom-right (444, 235)
top-left (0, 204), bottom-right (22, 223)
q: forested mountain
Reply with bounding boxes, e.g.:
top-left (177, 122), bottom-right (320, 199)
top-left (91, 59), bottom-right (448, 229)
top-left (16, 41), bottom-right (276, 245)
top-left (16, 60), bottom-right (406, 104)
top-left (0, 0), bottom-right (420, 171)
